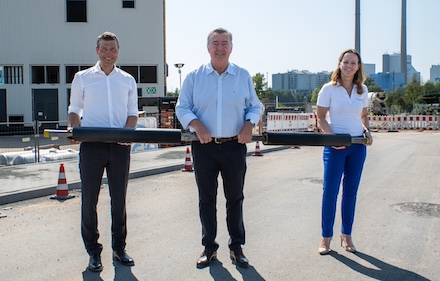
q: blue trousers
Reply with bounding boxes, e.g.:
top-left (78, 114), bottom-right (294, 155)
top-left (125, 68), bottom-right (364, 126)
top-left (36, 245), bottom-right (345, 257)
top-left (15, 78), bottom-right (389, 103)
top-left (191, 141), bottom-right (247, 251)
top-left (321, 144), bottom-right (366, 238)
top-left (79, 142), bottom-right (131, 255)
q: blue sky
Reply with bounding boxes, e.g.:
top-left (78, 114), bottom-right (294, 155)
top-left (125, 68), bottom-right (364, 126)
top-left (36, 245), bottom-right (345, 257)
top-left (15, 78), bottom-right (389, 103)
top-left (165, 0), bottom-right (440, 91)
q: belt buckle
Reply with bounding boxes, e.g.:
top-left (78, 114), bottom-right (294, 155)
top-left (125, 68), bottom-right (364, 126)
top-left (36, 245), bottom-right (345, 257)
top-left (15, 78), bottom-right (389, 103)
top-left (214, 138), bottom-right (222, 144)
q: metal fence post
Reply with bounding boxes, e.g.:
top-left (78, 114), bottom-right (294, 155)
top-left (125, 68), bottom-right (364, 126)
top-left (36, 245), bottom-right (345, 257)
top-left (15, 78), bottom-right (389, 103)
top-left (33, 120), bottom-right (40, 163)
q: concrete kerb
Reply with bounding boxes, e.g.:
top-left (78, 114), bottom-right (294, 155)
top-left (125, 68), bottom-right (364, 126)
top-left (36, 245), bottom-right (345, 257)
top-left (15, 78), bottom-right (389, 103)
top-left (0, 144), bottom-right (291, 206)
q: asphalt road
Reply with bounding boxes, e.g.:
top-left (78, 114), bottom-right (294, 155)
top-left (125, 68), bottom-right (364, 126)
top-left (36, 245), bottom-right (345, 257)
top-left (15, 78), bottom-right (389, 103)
top-left (0, 131), bottom-right (439, 281)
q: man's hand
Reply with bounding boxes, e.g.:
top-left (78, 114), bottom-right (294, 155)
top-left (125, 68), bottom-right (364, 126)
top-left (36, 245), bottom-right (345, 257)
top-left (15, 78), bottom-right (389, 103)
top-left (189, 119), bottom-right (212, 144)
top-left (65, 127), bottom-right (81, 144)
top-left (237, 121), bottom-right (254, 144)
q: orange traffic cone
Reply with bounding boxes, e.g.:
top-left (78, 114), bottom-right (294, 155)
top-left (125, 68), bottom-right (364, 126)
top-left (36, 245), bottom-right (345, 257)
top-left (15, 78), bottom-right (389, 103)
top-left (51, 163), bottom-right (74, 200)
top-left (181, 147), bottom-right (194, 172)
top-left (253, 141), bottom-right (263, 156)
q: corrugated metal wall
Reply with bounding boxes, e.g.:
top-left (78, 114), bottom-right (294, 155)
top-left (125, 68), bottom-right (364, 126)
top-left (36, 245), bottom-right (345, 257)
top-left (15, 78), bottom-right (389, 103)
top-left (0, 0), bottom-right (165, 123)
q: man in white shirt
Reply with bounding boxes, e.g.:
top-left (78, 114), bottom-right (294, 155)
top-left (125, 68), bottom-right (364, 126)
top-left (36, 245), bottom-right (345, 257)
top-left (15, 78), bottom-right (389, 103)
top-left (176, 27), bottom-right (263, 269)
top-left (68, 32), bottom-right (138, 272)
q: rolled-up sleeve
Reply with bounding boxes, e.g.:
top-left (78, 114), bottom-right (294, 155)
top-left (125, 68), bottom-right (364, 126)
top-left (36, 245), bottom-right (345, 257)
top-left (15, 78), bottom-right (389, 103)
top-left (176, 73), bottom-right (198, 129)
top-left (127, 77), bottom-right (139, 116)
top-left (244, 76), bottom-right (263, 124)
top-left (68, 73), bottom-right (84, 117)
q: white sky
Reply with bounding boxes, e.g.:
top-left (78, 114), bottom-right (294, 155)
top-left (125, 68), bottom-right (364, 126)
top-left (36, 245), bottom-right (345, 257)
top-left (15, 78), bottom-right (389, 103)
top-left (165, 0), bottom-right (440, 92)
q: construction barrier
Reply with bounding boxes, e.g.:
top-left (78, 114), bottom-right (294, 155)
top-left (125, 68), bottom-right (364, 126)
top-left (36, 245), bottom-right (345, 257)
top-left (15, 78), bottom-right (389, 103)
top-left (266, 112), bottom-right (311, 132)
top-left (368, 115), bottom-right (439, 131)
top-left (307, 114), bottom-right (439, 131)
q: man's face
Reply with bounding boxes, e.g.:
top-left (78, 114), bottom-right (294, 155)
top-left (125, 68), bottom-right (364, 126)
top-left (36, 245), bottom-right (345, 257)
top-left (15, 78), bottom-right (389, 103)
top-left (207, 32), bottom-right (232, 66)
top-left (96, 39), bottom-right (119, 68)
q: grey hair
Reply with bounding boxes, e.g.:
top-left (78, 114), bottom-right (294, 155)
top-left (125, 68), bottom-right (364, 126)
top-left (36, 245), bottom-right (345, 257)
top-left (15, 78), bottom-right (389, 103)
top-left (207, 28), bottom-right (232, 46)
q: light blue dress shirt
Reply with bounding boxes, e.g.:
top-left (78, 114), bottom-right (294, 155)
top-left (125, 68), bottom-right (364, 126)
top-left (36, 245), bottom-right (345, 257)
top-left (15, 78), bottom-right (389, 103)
top-left (176, 63), bottom-right (263, 138)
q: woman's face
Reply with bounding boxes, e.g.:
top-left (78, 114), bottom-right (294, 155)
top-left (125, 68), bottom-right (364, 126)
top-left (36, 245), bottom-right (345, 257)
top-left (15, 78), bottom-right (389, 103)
top-left (339, 52), bottom-right (360, 79)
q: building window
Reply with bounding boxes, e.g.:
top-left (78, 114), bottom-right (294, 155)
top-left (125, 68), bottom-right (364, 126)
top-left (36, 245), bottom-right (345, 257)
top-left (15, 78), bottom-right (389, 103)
top-left (120, 66), bottom-right (139, 82)
top-left (66, 66), bottom-right (79, 83)
top-left (122, 0), bottom-right (135, 8)
top-left (67, 89), bottom-right (71, 108)
top-left (32, 66), bottom-right (60, 84)
top-left (120, 66), bottom-right (157, 83)
top-left (67, 0), bottom-right (87, 22)
top-left (66, 65), bottom-right (92, 83)
top-left (1, 66), bottom-right (24, 84)
top-left (140, 66), bottom-right (157, 83)
top-left (46, 66), bottom-right (60, 83)
top-left (32, 66), bottom-right (45, 84)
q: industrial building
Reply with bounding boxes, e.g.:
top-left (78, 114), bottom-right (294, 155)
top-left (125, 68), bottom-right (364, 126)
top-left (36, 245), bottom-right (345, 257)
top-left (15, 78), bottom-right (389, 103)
top-left (0, 0), bottom-right (166, 130)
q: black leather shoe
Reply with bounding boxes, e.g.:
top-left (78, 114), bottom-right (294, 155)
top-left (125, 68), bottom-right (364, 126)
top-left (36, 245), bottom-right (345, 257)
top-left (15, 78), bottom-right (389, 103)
top-left (113, 250), bottom-right (135, 266)
top-left (230, 249), bottom-right (249, 268)
top-left (88, 254), bottom-right (103, 272)
top-left (196, 249), bottom-right (217, 269)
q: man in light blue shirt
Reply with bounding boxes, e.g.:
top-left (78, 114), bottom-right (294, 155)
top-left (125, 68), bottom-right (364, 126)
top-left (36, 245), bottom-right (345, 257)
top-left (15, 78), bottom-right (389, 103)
top-left (176, 27), bottom-right (263, 269)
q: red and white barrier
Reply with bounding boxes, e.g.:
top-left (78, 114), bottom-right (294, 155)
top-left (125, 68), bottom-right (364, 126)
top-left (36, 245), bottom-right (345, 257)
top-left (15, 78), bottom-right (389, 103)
top-left (368, 115), bottom-right (439, 131)
top-left (272, 113), bottom-right (439, 132)
top-left (266, 112), bottom-right (310, 132)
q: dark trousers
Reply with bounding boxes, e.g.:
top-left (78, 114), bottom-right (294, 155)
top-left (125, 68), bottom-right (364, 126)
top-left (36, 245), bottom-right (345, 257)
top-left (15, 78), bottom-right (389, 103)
top-left (79, 142), bottom-right (131, 255)
top-left (191, 141), bottom-right (247, 251)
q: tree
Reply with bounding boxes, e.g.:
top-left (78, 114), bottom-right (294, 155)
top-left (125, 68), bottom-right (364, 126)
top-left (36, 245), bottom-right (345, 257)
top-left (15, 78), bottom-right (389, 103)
top-left (166, 88), bottom-right (179, 97)
top-left (252, 73), bottom-right (267, 99)
top-left (364, 77), bottom-right (382, 92)
top-left (311, 84), bottom-right (323, 104)
top-left (404, 77), bottom-right (423, 113)
top-left (252, 73), bottom-right (274, 104)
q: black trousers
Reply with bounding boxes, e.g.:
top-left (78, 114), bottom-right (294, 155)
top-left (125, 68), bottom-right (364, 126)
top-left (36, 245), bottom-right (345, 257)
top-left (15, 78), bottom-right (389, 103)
top-left (79, 142), bottom-right (131, 255)
top-left (191, 141), bottom-right (247, 251)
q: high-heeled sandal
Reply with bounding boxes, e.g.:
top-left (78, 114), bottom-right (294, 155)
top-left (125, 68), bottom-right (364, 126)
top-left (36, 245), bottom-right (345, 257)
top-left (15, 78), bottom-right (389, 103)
top-left (340, 234), bottom-right (357, 253)
top-left (318, 237), bottom-right (332, 255)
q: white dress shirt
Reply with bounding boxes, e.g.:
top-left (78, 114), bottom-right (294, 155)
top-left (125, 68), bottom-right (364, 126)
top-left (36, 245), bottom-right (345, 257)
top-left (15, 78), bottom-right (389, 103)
top-left (175, 63), bottom-right (263, 138)
top-left (68, 61), bottom-right (138, 128)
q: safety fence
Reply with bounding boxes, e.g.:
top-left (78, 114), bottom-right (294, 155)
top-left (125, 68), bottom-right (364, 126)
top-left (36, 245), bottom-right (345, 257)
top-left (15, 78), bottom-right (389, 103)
top-left (266, 112), bottom-right (440, 132)
top-left (266, 112), bottom-right (311, 132)
top-left (368, 115), bottom-right (439, 131)
top-left (0, 117), bottom-right (159, 166)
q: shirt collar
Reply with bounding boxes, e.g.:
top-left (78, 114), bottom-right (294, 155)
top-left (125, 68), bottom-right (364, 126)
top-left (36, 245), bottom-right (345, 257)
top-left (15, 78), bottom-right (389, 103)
top-left (93, 61), bottom-right (117, 75)
top-left (206, 62), bottom-right (236, 76)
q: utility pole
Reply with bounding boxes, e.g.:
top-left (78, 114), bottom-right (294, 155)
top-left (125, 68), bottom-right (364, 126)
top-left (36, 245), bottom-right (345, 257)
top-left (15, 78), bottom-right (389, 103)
top-left (400, 0), bottom-right (407, 84)
top-left (355, 0), bottom-right (361, 54)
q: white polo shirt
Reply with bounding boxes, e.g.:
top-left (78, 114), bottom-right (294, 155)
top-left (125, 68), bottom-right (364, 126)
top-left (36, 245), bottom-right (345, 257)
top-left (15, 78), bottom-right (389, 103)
top-left (317, 82), bottom-right (368, 136)
top-left (68, 61), bottom-right (138, 128)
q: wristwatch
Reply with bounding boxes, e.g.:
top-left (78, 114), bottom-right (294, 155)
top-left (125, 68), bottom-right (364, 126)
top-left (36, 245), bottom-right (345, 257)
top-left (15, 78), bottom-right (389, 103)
top-left (246, 119), bottom-right (255, 125)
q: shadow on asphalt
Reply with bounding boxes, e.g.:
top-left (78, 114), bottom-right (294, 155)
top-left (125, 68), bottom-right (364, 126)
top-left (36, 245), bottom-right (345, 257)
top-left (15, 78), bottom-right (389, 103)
top-left (330, 250), bottom-right (430, 280)
top-left (208, 260), bottom-right (266, 281)
top-left (82, 268), bottom-right (104, 281)
top-left (81, 262), bottom-right (139, 281)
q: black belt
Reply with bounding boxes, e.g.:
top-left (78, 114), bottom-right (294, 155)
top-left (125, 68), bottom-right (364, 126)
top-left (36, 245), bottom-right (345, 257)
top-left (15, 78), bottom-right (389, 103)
top-left (212, 136), bottom-right (238, 144)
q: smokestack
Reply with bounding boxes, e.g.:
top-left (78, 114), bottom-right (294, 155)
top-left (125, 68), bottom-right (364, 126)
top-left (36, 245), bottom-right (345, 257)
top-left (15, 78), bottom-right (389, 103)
top-left (401, 0), bottom-right (407, 84)
top-left (355, 0), bottom-right (361, 54)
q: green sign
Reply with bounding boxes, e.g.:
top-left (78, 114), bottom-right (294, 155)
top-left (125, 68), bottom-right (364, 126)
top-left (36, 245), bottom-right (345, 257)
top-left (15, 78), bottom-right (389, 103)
top-left (146, 87), bottom-right (156, 94)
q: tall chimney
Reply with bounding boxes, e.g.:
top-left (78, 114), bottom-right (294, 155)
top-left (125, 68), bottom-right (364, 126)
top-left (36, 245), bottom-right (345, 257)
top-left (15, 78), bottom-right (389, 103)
top-left (355, 0), bottom-right (361, 54)
top-left (401, 0), bottom-right (407, 84)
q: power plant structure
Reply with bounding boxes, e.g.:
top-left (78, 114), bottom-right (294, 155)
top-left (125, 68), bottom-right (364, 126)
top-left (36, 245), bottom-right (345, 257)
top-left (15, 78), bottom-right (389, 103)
top-left (355, 0), bottom-right (409, 84)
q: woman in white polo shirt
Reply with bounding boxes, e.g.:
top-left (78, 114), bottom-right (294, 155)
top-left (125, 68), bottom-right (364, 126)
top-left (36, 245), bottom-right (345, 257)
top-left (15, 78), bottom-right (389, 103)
top-left (316, 49), bottom-right (373, 255)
